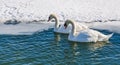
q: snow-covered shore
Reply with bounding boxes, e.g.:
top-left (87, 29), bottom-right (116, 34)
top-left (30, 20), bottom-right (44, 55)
top-left (0, 0), bottom-right (120, 22)
top-left (0, 0), bottom-right (120, 35)
top-left (0, 21), bottom-right (120, 35)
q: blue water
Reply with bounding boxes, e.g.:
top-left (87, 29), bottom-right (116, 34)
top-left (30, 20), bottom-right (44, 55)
top-left (0, 28), bottom-right (120, 65)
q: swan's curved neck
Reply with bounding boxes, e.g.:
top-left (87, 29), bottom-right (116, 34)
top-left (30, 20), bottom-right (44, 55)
top-left (53, 16), bottom-right (59, 29)
top-left (69, 21), bottom-right (76, 36)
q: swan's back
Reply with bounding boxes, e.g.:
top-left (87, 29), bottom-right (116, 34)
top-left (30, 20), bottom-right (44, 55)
top-left (76, 29), bottom-right (98, 42)
top-left (75, 22), bottom-right (88, 32)
top-left (82, 29), bottom-right (111, 42)
top-left (94, 30), bottom-right (113, 41)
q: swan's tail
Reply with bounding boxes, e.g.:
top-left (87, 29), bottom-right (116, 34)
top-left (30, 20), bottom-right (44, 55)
top-left (106, 33), bottom-right (114, 40)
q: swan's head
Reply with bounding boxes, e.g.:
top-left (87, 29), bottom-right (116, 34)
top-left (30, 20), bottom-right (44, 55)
top-left (64, 19), bottom-right (74, 29)
top-left (48, 14), bottom-right (57, 22)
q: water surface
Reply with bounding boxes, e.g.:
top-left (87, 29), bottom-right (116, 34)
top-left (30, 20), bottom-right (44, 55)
top-left (0, 28), bottom-right (120, 65)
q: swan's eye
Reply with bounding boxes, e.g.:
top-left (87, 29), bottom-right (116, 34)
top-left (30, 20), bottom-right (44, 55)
top-left (49, 17), bottom-right (51, 20)
top-left (64, 23), bottom-right (67, 29)
top-left (64, 23), bottom-right (67, 26)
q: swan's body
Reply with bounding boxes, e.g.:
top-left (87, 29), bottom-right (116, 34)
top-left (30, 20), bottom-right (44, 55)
top-left (48, 14), bottom-right (88, 34)
top-left (64, 20), bottom-right (113, 42)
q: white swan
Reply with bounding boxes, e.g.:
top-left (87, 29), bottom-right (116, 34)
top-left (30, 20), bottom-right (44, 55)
top-left (48, 14), bottom-right (88, 34)
top-left (64, 19), bottom-right (113, 42)
top-left (48, 14), bottom-right (71, 34)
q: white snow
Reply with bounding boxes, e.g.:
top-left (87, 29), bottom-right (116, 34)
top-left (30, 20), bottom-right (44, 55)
top-left (0, 0), bottom-right (120, 22)
top-left (0, 21), bottom-right (120, 35)
top-left (89, 21), bottom-right (120, 34)
top-left (0, 22), bottom-right (54, 35)
top-left (0, 0), bottom-right (120, 35)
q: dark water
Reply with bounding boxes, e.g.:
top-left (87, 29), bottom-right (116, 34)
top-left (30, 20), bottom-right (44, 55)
top-left (0, 28), bottom-right (120, 65)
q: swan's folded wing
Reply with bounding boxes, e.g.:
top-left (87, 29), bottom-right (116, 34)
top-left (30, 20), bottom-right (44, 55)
top-left (75, 22), bottom-right (88, 32)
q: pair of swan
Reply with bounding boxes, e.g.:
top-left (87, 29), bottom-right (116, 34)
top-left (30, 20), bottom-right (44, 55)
top-left (48, 14), bottom-right (113, 42)
top-left (48, 14), bottom-right (88, 34)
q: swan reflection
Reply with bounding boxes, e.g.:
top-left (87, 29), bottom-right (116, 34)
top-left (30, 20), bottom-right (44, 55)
top-left (54, 33), bottom-right (61, 42)
top-left (87, 41), bottom-right (108, 51)
top-left (69, 41), bottom-right (108, 52)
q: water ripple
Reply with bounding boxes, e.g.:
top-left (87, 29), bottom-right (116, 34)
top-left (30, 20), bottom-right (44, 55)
top-left (0, 29), bottom-right (120, 65)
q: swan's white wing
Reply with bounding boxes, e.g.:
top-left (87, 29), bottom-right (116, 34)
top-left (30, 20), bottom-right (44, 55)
top-left (75, 22), bottom-right (88, 32)
top-left (75, 29), bottom-right (98, 42)
top-left (92, 29), bottom-right (112, 41)
top-left (85, 29), bottom-right (112, 41)
top-left (76, 22), bottom-right (88, 29)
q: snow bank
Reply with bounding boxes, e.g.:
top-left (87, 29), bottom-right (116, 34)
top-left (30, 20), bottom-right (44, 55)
top-left (0, 21), bottom-right (120, 35)
top-left (0, 0), bottom-right (120, 22)
top-left (0, 22), bottom-right (54, 35)
top-left (89, 21), bottom-right (120, 34)
top-left (0, 0), bottom-right (120, 35)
